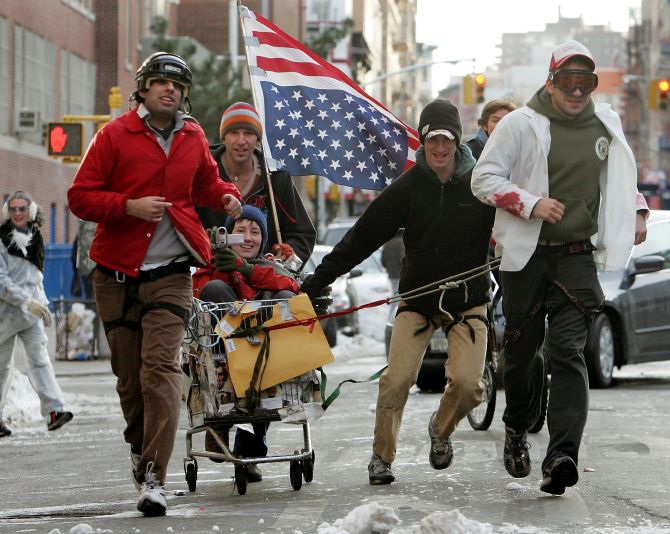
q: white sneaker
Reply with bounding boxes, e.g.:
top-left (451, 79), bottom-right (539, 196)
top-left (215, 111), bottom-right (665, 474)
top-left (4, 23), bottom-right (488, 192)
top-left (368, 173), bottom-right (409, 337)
top-left (131, 451), bottom-right (142, 491)
top-left (136, 462), bottom-right (167, 516)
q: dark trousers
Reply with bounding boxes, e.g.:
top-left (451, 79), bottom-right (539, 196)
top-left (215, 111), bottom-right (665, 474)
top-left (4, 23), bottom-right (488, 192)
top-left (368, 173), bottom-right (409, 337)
top-left (501, 245), bottom-right (604, 469)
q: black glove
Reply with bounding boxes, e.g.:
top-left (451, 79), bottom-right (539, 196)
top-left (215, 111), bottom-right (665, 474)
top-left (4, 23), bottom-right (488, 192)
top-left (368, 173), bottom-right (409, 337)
top-left (301, 275), bottom-right (332, 314)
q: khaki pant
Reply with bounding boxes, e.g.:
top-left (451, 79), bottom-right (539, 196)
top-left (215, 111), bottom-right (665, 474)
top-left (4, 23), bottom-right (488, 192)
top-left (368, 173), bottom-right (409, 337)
top-left (94, 270), bottom-right (192, 484)
top-left (373, 303), bottom-right (488, 464)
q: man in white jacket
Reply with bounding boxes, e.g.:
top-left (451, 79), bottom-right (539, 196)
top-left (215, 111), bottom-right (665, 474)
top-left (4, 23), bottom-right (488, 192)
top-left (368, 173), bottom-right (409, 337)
top-left (472, 40), bottom-right (648, 495)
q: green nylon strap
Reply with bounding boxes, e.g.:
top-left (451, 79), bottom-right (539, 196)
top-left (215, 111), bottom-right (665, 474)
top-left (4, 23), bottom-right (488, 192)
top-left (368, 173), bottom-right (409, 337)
top-left (318, 365), bottom-right (388, 411)
top-left (244, 332), bottom-right (271, 411)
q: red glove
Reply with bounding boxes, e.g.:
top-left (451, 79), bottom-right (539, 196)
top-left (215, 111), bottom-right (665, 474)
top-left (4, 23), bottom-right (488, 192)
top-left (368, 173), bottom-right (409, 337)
top-left (272, 243), bottom-right (295, 260)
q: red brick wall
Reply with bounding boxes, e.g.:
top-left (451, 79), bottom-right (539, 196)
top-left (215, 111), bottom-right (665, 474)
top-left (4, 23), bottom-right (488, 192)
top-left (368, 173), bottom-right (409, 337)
top-left (0, 148), bottom-right (78, 244)
top-left (0, 0), bottom-right (96, 243)
top-left (94, 0), bottom-right (120, 115)
top-left (0, 1), bottom-right (95, 61)
top-left (175, 0), bottom-right (303, 55)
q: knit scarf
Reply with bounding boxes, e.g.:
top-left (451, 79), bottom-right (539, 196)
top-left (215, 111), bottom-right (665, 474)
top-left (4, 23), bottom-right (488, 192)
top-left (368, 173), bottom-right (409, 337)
top-left (0, 220), bottom-right (45, 272)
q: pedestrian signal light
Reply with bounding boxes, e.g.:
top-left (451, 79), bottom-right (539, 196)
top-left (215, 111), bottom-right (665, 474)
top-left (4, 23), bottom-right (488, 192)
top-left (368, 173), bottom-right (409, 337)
top-left (474, 74), bottom-right (486, 104)
top-left (659, 79), bottom-right (670, 109)
top-left (47, 122), bottom-right (84, 157)
top-left (463, 75), bottom-right (475, 105)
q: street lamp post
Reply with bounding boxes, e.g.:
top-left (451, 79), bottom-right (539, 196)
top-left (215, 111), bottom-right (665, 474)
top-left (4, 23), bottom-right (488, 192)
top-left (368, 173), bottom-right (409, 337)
top-left (359, 58), bottom-right (477, 88)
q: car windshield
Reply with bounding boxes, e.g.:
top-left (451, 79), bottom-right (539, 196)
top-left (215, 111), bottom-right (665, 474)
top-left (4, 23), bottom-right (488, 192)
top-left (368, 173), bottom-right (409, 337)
top-left (321, 219), bottom-right (359, 246)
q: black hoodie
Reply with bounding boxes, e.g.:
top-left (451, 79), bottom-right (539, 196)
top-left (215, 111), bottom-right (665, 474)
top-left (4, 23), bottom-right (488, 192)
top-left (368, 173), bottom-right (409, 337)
top-left (303, 145), bottom-right (495, 316)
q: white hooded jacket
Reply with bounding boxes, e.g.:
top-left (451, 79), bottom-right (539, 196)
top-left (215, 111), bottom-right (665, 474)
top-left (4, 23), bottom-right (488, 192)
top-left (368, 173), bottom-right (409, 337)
top-left (471, 102), bottom-right (643, 272)
top-left (0, 226), bottom-right (49, 345)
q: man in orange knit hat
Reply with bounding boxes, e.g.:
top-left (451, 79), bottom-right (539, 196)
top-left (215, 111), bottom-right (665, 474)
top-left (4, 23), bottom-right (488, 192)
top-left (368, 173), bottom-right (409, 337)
top-left (197, 102), bottom-right (316, 266)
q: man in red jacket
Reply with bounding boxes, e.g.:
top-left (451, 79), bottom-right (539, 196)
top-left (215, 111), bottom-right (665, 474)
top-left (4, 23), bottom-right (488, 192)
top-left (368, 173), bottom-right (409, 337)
top-left (68, 52), bottom-right (241, 517)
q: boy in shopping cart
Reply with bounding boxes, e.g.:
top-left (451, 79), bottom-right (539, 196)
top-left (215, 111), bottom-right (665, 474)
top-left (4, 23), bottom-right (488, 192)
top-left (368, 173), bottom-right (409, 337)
top-left (192, 204), bottom-right (300, 481)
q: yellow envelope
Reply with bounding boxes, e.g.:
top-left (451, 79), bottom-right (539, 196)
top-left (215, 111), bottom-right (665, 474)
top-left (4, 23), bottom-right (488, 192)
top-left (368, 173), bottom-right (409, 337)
top-left (215, 294), bottom-right (334, 397)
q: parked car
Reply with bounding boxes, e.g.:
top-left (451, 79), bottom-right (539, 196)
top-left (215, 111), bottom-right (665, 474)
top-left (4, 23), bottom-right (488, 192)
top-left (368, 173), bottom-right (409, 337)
top-left (321, 218), bottom-right (359, 247)
top-left (584, 209), bottom-right (670, 387)
top-left (305, 244), bottom-right (392, 342)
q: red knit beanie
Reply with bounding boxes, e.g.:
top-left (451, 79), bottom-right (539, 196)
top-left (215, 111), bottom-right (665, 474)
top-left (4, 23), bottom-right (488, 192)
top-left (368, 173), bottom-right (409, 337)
top-left (219, 102), bottom-right (263, 141)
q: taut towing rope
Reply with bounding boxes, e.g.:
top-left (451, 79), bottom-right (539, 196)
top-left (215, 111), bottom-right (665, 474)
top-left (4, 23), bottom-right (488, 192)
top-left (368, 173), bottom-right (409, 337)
top-left (187, 258), bottom-right (501, 410)
top-left (262, 257), bottom-right (502, 333)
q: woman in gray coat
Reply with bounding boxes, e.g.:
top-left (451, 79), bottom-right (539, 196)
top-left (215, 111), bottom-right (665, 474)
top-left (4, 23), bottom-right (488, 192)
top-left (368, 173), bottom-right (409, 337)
top-left (0, 191), bottom-right (73, 437)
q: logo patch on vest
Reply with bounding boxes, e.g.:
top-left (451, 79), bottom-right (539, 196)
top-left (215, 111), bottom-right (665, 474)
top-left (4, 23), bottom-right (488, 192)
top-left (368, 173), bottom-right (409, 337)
top-left (595, 137), bottom-right (609, 160)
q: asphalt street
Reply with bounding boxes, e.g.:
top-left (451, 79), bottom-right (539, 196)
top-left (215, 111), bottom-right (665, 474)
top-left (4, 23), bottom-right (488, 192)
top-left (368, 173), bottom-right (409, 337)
top-left (1, 344), bottom-right (670, 533)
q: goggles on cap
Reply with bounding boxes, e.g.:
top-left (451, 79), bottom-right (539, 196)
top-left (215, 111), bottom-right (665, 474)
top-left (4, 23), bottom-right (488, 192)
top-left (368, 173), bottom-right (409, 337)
top-left (549, 69), bottom-right (598, 95)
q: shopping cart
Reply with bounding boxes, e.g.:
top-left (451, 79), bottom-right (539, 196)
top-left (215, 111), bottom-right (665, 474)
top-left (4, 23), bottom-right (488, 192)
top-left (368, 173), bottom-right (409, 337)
top-left (181, 296), bottom-right (330, 495)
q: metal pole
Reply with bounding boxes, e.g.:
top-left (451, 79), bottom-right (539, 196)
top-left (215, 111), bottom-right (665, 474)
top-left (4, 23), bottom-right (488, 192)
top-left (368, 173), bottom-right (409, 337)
top-left (229, 0), bottom-right (238, 72)
top-left (360, 58), bottom-right (476, 88)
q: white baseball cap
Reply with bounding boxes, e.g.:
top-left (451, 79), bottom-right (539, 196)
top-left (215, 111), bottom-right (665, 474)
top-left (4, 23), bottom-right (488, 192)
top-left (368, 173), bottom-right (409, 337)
top-left (425, 129), bottom-right (455, 140)
top-left (549, 40), bottom-right (595, 71)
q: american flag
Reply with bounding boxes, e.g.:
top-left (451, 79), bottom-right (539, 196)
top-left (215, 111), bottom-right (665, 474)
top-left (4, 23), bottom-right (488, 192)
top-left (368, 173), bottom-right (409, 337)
top-left (239, 5), bottom-right (420, 191)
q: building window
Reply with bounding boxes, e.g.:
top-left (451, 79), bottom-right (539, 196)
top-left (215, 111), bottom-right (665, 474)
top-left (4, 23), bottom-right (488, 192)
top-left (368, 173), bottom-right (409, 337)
top-left (126, 1), bottom-right (132, 69)
top-left (61, 0), bottom-right (95, 21)
top-left (59, 50), bottom-right (96, 150)
top-left (60, 51), bottom-right (96, 116)
top-left (14, 26), bottom-right (56, 145)
top-left (0, 17), bottom-right (8, 135)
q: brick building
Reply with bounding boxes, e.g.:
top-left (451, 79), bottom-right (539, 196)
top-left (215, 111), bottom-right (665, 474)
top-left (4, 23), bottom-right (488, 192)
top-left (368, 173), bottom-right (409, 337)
top-left (0, 0), bottom-right (152, 244)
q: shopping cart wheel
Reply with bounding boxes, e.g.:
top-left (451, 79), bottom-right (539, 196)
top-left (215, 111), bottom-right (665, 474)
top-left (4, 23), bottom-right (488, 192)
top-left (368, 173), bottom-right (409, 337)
top-left (185, 461), bottom-right (198, 492)
top-left (303, 450), bottom-right (315, 483)
top-left (235, 465), bottom-right (248, 495)
top-left (290, 451), bottom-right (303, 491)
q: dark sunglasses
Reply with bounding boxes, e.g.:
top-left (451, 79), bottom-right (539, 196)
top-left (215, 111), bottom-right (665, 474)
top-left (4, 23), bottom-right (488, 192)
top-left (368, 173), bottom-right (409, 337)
top-left (549, 69), bottom-right (599, 95)
top-left (9, 206), bottom-right (27, 213)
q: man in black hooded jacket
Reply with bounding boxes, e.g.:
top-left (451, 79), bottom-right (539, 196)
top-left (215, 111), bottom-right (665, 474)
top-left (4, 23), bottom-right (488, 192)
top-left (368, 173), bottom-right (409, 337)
top-left (301, 99), bottom-right (495, 484)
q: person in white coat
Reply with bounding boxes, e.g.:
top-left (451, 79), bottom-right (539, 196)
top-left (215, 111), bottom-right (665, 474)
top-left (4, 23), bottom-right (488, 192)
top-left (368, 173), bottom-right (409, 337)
top-left (0, 191), bottom-right (73, 437)
top-left (471, 41), bottom-right (648, 496)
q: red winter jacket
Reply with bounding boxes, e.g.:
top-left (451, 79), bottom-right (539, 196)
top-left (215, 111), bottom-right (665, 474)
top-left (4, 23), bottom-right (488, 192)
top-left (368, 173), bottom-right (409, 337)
top-left (192, 260), bottom-right (301, 301)
top-left (68, 108), bottom-right (241, 277)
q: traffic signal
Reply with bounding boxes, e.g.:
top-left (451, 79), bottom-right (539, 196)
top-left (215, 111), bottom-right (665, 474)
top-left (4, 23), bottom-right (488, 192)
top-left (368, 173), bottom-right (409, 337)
top-left (659, 79), bottom-right (670, 109)
top-left (463, 74), bottom-right (475, 105)
top-left (474, 74), bottom-right (486, 104)
top-left (648, 78), bottom-right (659, 110)
top-left (46, 122), bottom-right (83, 157)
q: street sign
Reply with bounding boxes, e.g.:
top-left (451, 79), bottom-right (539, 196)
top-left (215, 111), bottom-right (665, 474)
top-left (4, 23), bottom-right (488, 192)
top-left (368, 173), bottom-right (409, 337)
top-left (46, 122), bottom-right (84, 157)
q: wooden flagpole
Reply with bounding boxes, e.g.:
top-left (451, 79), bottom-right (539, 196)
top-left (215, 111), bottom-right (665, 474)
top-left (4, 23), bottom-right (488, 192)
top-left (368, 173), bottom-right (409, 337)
top-left (237, 1), bottom-right (283, 247)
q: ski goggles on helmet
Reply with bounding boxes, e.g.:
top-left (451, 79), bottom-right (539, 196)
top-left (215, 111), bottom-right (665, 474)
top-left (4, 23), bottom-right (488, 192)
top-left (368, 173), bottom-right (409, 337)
top-left (549, 69), bottom-right (598, 95)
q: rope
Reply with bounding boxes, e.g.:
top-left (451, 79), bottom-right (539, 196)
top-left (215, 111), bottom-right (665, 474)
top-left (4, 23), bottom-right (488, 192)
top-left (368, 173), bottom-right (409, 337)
top-left (186, 259), bottom-right (502, 347)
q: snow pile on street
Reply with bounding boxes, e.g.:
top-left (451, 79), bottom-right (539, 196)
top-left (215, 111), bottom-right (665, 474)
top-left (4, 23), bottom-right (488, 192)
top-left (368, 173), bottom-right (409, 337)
top-left (312, 505), bottom-right (670, 534)
top-left (354, 296), bottom-right (390, 343)
top-left (409, 509), bottom-right (550, 533)
top-left (314, 504), bottom-right (550, 534)
top-left (3, 370), bottom-right (41, 424)
top-left (46, 524), bottom-right (113, 534)
top-left (331, 333), bottom-right (385, 361)
top-left (317, 502), bottom-right (400, 533)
